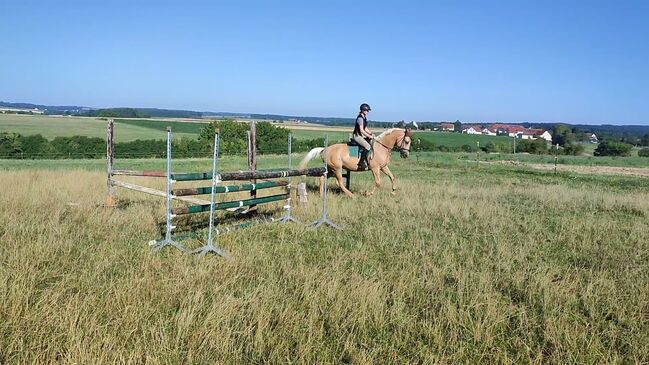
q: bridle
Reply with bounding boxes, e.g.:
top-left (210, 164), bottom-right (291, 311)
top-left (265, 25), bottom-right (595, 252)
top-left (375, 129), bottom-right (411, 153)
top-left (396, 131), bottom-right (411, 153)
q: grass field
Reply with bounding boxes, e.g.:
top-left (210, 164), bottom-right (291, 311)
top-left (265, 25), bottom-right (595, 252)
top-left (0, 114), bottom-right (351, 142)
top-left (1, 152), bottom-right (648, 363)
top-left (0, 114), bottom-right (200, 141)
top-left (415, 130), bottom-right (513, 148)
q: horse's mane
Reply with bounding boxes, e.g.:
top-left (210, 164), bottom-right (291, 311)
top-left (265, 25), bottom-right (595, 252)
top-left (375, 128), bottom-right (402, 141)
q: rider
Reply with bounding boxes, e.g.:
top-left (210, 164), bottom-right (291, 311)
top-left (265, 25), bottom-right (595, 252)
top-left (352, 103), bottom-right (373, 170)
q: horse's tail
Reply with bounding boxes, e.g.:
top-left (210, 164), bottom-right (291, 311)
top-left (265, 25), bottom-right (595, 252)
top-left (299, 147), bottom-right (324, 169)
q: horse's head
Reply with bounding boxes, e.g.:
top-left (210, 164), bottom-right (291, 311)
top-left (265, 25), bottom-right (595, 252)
top-left (397, 124), bottom-right (416, 158)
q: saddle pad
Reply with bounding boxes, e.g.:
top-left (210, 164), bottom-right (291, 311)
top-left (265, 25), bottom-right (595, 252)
top-left (347, 145), bottom-right (360, 157)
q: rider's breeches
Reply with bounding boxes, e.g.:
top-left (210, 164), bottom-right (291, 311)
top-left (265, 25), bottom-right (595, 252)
top-left (352, 134), bottom-right (371, 152)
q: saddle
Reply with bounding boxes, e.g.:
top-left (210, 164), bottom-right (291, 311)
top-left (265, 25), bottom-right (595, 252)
top-left (348, 137), bottom-right (373, 170)
top-left (347, 137), bottom-right (372, 152)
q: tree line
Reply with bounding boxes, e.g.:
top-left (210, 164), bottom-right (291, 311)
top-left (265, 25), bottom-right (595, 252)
top-left (0, 120), bottom-right (329, 159)
top-left (2, 120), bottom-right (647, 159)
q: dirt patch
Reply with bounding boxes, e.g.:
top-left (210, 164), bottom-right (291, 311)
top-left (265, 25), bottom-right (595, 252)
top-left (495, 160), bottom-right (649, 177)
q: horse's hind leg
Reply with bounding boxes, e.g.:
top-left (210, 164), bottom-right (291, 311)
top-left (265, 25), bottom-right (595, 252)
top-left (381, 165), bottom-right (397, 195)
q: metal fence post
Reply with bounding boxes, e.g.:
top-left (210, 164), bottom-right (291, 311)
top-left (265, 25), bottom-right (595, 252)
top-left (192, 128), bottom-right (229, 258)
top-left (310, 135), bottom-right (341, 230)
top-left (150, 127), bottom-right (186, 253)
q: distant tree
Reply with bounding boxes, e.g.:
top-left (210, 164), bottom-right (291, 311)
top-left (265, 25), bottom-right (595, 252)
top-left (551, 124), bottom-right (574, 146)
top-left (0, 132), bottom-right (22, 157)
top-left (394, 120), bottom-right (407, 128)
top-left (453, 120), bottom-right (462, 133)
top-left (638, 148), bottom-right (649, 157)
top-left (199, 119), bottom-right (249, 154)
top-left (594, 140), bottom-right (633, 157)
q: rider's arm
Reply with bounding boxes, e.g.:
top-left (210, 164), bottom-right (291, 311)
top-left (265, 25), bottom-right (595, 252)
top-left (363, 126), bottom-right (374, 138)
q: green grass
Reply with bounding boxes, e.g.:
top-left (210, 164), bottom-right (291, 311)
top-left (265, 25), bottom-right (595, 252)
top-left (410, 151), bottom-right (649, 168)
top-left (0, 154), bottom-right (649, 364)
top-left (1, 155), bottom-right (648, 363)
top-left (114, 118), bottom-right (208, 135)
top-left (0, 114), bottom-right (198, 141)
top-left (4, 150), bottom-right (648, 172)
top-left (415, 130), bottom-right (513, 147)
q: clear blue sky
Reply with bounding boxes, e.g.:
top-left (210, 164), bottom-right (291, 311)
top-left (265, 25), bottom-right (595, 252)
top-left (1, 0), bottom-right (647, 124)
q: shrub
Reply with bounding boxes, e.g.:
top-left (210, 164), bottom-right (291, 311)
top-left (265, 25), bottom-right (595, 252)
top-left (563, 142), bottom-right (585, 156)
top-left (594, 140), bottom-right (633, 157)
top-left (638, 148), bottom-right (649, 157)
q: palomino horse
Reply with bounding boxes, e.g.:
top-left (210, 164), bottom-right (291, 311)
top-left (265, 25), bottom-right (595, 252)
top-left (299, 127), bottom-right (414, 197)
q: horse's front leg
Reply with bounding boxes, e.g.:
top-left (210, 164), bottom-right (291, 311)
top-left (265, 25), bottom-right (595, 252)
top-left (366, 167), bottom-right (381, 196)
top-left (334, 169), bottom-right (354, 197)
top-left (381, 165), bottom-right (397, 195)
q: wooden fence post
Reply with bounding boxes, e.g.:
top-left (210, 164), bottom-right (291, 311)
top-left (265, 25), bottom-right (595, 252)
top-left (106, 119), bottom-right (116, 206)
top-left (247, 121), bottom-right (257, 213)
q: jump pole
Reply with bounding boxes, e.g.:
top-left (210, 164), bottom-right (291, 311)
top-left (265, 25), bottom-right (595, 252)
top-left (192, 128), bottom-right (229, 258)
top-left (310, 135), bottom-right (341, 230)
top-left (279, 133), bottom-right (299, 224)
top-left (148, 127), bottom-right (187, 253)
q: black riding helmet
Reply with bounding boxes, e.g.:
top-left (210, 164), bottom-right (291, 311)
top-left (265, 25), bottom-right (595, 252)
top-left (360, 103), bottom-right (371, 112)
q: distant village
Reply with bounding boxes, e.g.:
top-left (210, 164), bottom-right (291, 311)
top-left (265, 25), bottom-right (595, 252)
top-left (433, 122), bottom-right (599, 144)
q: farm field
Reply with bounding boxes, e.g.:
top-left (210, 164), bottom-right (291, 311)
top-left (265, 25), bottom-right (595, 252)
top-left (0, 114), bottom-right (200, 141)
top-left (1, 153), bottom-right (648, 363)
top-left (0, 114), bottom-right (352, 142)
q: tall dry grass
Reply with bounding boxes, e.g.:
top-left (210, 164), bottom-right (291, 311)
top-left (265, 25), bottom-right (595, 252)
top-left (1, 161), bottom-right (648, 364)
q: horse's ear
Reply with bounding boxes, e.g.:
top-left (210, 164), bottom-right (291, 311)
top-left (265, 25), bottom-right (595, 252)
top-left (405, 128), bottom-right (414, 137)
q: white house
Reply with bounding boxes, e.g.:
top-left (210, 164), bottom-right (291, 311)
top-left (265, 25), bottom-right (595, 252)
top-left (481, 128), bottom-right (497, 136)
top-left (462, 125), bottom-right (483, 135)
top-left (518, 129), bottom-right (552, 141)
top-left (439, 123), bottom-right (455, 131)
top-left (589, 133), bottom-right (599, 143)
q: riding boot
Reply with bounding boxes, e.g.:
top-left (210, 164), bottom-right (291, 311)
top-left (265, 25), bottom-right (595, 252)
top-left (358, 150), bottom-right (369, 170)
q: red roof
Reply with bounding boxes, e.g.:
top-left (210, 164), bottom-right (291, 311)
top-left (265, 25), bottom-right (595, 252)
top-left (489, 124), bottom-right (526, 134)
top-left (523, 128), bottom-right (546, 136)
top-left (440, 123), bottom-right (454, 129)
